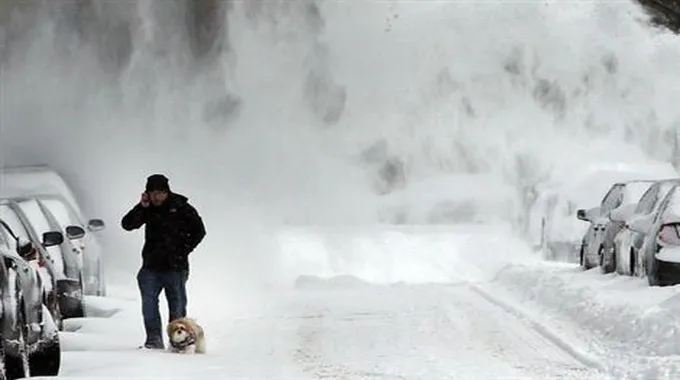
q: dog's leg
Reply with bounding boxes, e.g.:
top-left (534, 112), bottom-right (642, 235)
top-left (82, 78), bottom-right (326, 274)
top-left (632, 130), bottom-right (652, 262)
top-left (195, 338), bottom-right (206, 354)
top-left (185, 345), bottom-right (196, 355)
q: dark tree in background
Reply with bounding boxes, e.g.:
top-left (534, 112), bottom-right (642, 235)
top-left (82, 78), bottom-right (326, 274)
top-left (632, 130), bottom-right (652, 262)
top-left (638, 0), bottom-right (680, 32)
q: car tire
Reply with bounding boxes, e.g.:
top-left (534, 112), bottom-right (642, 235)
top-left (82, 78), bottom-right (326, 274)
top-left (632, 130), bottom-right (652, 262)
top-left (28, 305), bottom-right (61, 377)
top-left (45, 289), bottom-right (63, 331)
top-left (647, 254), bottom-right (661, 286)
top-left (630, 249), bottom-right (637, 276)
top-left (580, 244), bottom-right (589, 269)
top-left (614, 244), bottom-right (624, 274)
top-left (97, 257), bottom-right (107, 297)
top-left (57, 277), bottom-right (85, 319)
top-left (599, 246), bottom-right (615, 274)
top-left (0, 335), bottom-right (6, 380)
top-left (4, 298), bottom-right (30, 380)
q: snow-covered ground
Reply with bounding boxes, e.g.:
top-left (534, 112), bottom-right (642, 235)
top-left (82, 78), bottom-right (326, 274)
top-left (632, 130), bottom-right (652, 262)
top-left (488, 264), bottom-right (680, 379)
top-left (29, 225), bottom-right (679, 379)
top-left (6, 0), bottom-right (680, 379)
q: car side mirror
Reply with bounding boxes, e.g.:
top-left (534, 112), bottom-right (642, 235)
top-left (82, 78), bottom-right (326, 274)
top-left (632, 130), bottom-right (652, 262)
top-left (576, 209), bottom-right (588, 221)
top-left (610, 204), bottom-right (635, 223)
top-left (87, 219), bottom-right (105, 232)
top-left (42, 231), bottom-right (64, 247)
top-left (628, 216), bottom-right (652, 234)
top-left (16, 239), bottom-right (33, 257)
top-left (65, 225), bottom-right (86, 240)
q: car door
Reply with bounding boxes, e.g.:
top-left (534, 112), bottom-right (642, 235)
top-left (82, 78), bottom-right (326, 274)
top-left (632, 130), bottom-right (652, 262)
top-left (35, 199), bottom-right (84, 282)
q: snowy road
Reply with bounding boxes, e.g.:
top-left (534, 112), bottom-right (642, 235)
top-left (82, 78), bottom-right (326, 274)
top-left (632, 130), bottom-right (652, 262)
top-left (288, 279), bottom-right (601, 379)
top-left (53, 278), bottom-right (606, 379)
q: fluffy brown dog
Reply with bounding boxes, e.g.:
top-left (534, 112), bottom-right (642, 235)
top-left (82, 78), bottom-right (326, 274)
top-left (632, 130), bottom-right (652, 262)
top-left (166, 317), bottom-right (206, 354)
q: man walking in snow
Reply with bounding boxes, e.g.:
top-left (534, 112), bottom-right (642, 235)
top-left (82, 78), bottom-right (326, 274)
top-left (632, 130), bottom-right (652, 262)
top-left (121, 174), bottom-right (206, 349)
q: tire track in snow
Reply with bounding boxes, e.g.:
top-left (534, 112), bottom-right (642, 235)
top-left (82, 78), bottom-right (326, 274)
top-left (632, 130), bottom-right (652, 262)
top-left (290, 279), bottom-right (606, 379)
top-left (469, 283), bottom-right (606, 372)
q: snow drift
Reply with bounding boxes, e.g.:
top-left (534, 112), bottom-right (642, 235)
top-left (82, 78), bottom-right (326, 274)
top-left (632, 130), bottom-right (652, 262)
top-left (278, 224), bottom-right (538, 286)
top-left (490, 263), bottom-right (680, 378)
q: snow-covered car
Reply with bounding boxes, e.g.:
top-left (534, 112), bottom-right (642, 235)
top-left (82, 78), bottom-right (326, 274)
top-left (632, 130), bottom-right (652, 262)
top-left (10, 196), bottom-right (91, 319)
top-left (629, 183), bottom-right (680, 286)
top-left (529, 189), bottom-right (583, 262)
top-left (0, 166), bottom-right (107, 297)
top-left (0, 198), bottom-right (91, 323)
top-left (529, 173), bottom-right (633, 263)
top-left (0, 220), bottom-right (62, 379)
top-left (577, 180), bottom-right (656, 272)
top-left (528, 162), bottom-right (679, 264)
top-left (612, 179), bottom-right (680, 276)
top-left (0, 201), bottom-right (72, 330)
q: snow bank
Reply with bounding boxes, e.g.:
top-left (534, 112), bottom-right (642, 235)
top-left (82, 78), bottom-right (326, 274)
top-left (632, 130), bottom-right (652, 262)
top-left (490, 263), bottom-right (680, 378)
top-left (278, 224), bottom-right (540, 286)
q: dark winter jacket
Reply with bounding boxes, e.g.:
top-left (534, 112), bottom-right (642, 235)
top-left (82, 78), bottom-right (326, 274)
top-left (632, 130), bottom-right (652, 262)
top-left (121, 193), bottom-right (206, 272)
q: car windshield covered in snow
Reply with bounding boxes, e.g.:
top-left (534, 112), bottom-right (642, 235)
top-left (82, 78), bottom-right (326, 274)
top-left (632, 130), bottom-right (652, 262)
top-left (635, 181), bottom-right (680, 215)
top-left (622, 181), bottom-right (655, 205)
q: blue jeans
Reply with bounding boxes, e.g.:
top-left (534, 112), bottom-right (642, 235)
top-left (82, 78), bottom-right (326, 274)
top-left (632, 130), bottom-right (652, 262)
top-left (136, 267), bottom-right (189, 346)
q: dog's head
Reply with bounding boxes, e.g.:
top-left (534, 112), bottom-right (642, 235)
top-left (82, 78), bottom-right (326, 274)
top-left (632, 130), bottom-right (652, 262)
top-left (167, 319), bottom-right (194, 343)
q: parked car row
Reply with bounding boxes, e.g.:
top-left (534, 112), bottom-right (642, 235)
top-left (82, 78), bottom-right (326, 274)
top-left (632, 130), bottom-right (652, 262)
top-left (0, 165), bottom-right (109, 379)
top-left (576, 175), bottom-right (680, 286)
top-left (0, 219), bottom-right (62, 379)
top-left (528, 162), bottom-right (680, 263)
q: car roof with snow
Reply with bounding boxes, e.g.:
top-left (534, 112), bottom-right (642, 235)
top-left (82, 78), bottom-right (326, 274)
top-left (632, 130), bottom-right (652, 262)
top-left (0, 165), bottom-right (85, 221)
top-left (540, 166), bottom-right (677, 210)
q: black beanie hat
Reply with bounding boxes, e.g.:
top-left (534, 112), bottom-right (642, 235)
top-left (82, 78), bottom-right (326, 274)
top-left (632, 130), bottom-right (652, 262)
top-left (146, 174), bottom-right (170, 192)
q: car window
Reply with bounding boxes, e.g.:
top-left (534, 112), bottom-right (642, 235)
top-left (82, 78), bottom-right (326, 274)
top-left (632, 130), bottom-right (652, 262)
top-left (623, 182), bottom-right (654, 204)
top-left (657, 186), bottom-right (680, 223)
top-left (39, 198), bottom-right (81, 228)
top-left (14, 199), bottom-right (65, 273)
top-left (652, 183), bottom-right (680, 215)
top-left (0, 204), bottom-right (31, 243)
top-left (601, 184), bottom-right (624, 213)
top-left (0, 223), bottom-right (11, 251)
top-left (635, 183), bottom-right (659, 214)
top-left (15, 199), bottom-right (54, 238)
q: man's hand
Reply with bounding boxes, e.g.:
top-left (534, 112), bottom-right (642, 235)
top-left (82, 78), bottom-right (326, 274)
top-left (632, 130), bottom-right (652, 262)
top-left (121, 193), bottom-right (150, 230)
top-left (140, 192), bottom-right (150, 208)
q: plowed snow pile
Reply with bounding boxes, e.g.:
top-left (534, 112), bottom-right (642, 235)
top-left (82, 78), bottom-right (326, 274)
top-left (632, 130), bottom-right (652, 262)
top-left (490, 263), bottom-right (680, 378)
